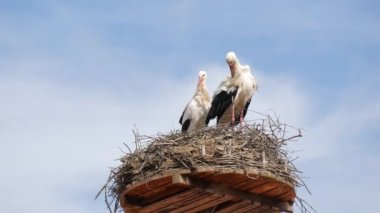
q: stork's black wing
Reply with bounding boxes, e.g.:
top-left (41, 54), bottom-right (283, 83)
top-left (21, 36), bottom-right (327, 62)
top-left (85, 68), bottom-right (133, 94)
top-left (179, 107), bottom-right (191, 133)
top-left (206, 86), bottom-right (239, 125)
top-left (179, 109), bottom-right (185, 124)
top-left (242, 98), bottom-right (251, 118)
top-left (181, 119), bottom-right (191, 133)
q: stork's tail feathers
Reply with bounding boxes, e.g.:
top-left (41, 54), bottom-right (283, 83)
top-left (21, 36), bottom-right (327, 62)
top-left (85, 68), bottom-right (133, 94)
top-left (181, 119), bottom-right (190, 133)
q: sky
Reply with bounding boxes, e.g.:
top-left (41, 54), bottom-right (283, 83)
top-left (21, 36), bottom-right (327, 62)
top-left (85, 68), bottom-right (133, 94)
top-left (0, 0), bottom-right (379, 212)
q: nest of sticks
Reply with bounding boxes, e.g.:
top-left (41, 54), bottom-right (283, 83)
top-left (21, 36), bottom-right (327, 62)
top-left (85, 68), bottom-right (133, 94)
top-left (98, 114), bottom-right (314, 213)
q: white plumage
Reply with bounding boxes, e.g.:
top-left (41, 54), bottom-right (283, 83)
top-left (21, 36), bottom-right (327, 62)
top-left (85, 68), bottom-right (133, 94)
top-left (206, 52), bottom-right (257, 126)
top-left (179, 71), bottom-right (211, 133)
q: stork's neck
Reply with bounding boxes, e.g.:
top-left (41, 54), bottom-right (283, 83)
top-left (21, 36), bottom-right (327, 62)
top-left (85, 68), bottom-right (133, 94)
top-left (197, 80), bottom-right (206, 91)
top-left (230, 63), bottom-right (242, 78)
top-left (195, 81), bottom-right (210, 103)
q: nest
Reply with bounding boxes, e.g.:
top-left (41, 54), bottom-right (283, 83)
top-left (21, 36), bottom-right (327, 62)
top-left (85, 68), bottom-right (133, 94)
top-left (98, 115), bottom-right (314, 213)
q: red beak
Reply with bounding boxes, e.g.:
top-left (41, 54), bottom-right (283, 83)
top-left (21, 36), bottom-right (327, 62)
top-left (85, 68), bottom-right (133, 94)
top-left (229, 65), bottom-right (235, 77)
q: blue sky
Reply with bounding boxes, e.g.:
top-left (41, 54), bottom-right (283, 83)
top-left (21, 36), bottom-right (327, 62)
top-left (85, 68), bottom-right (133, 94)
top-left (0, 1), bottom-right (379, 212)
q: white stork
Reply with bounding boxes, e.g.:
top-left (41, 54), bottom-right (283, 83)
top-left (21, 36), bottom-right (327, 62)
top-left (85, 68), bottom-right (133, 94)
top-left (206, 51), bottom-right (257, 126)
top-left (179, 71), bottom-right (211, 133)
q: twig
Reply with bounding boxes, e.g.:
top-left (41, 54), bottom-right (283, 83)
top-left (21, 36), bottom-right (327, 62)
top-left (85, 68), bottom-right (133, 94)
top-left (123, 142), bottom-right (132, 153)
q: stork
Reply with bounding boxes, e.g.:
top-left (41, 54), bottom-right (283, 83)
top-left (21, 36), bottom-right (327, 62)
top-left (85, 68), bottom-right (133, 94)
top-left (179, 71), bottom-right (211, 133)
top-left (206, 51), bottom-right (257, 126)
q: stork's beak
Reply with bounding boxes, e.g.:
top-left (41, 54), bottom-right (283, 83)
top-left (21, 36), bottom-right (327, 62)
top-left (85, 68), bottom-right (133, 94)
top-left (199, 75), bottom-right (204, 82)
top-left (228, 62), bottom-right (235, 77)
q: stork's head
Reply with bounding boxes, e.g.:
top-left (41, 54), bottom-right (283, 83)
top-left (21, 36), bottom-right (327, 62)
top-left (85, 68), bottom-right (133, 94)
top-left (198, 70), bottom-right (207, 83)
top-left (226, 51), bottom-right (238, 76)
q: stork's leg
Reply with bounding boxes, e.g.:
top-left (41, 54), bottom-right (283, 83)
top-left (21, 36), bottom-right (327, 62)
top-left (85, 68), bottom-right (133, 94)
top-left (239, 108), bottom-right (246, 125)
top-left (231, 105), bottom-right (235, 125)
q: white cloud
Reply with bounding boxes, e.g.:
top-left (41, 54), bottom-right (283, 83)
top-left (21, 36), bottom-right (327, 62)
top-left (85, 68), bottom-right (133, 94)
top-left (0, 78), bottom-right (129, 212)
